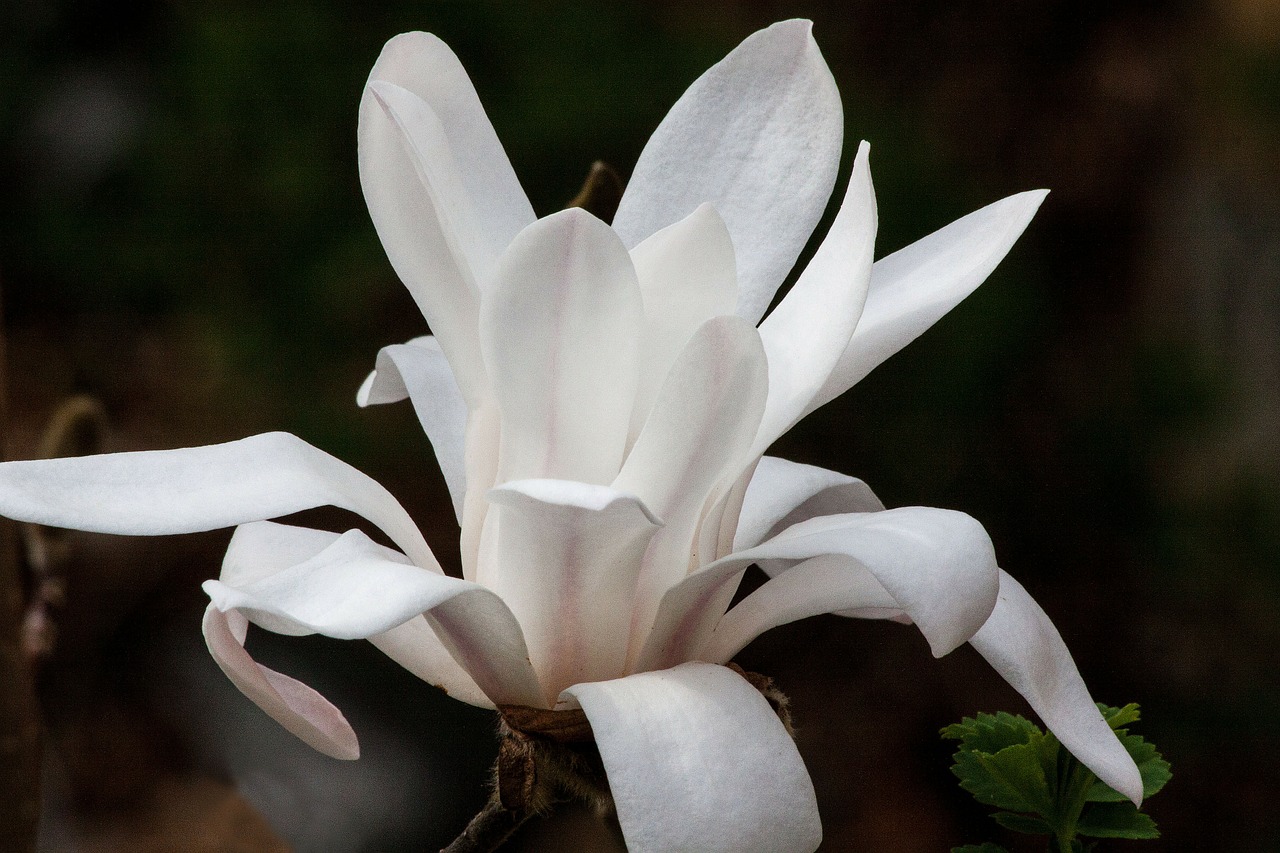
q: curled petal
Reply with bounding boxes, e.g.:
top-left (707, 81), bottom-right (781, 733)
top-left (562, 663), bottom-right (820, 853)
top-left (734, 456), bottom-right (884, 553)
top-left (483, 480), bottom-right (661, 702)
top-left (641, 507), bottom-right (998, 671)
top-left (808, 189), bottom-right (1049, 415)
top-left (357, 338), bottom-right (469, 521)
top-left (612, 19), bottom-right (843, 325)
top-left (202, 604), bottom-right (359, 760)
top-left (754, 140), bottom-right (876, 455)
top-left (971, 570), bottom-right (1144, 806)
top-left (481, 209), bottom-right (642, 485)
top-left (0, 432), bottom-right (436, 570)
top-left (206, 528), bottom-right (543, 708)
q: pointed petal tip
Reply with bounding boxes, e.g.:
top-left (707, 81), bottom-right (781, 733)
top-left (355, 371), bottom-right (376, 407)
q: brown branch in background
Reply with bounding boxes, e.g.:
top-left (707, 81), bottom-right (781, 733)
top-left (566, 161), bottom-right (624, 224)
top-left (0, 278), bottom-right (43, 853)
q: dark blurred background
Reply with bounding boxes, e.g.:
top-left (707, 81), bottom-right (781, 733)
top-left (2, 0), bottom-right (1277, 850)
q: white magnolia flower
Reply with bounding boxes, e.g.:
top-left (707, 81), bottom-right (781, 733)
top-left (0, 20), bottom-right (1141, 853)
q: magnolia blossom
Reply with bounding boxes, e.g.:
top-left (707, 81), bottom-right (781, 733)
top-left (0, 20), bottom-right (1140, 853)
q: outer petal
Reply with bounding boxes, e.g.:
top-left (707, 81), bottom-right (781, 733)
top-left (613, 316), bottom-right (769, 666)
top-left (627, 203), bottom-right (738, 442)
top-left (366, 32), bottom-right (535, 262)
top-left (703, 553), bottom-right (901, 663)
top-left (611, 20), bottom-right (843, 325)
top-left (753, 140), bottom-right (876, 455)
top-left (0, 432), bottom-right (436, 570)
top-left (970, 570), bottom-right (1144, 805)
top-left (205, 528), bottom-right (543, 708)
top-left (733, 456), bottom-right (884, 552)
top-left (357, 338), bottom-right (469, 521)
top-left (807, 190), bottom-right (1049, 416)
top-left (483, 480), bottom-right (661, 703)
top-left (203, 604), bottom-right (359, 760)
top-left (221, 522), bottom-right (490, 708)
top-left (480, 209), bottom-right (642, 485)
top-left (562, 663), bottom-right (820, 853)
top-left (639, 507), bottom-right (998, 671)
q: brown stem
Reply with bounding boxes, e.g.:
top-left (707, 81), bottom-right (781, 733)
top-left (439, 792), bottom-right (534, 853)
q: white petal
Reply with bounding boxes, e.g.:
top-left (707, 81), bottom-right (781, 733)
top-left (222, 522), bottom-right (489, 707)
top-left (358, 339), bottom-right (469, 521)
top-left (202, 604), bottom-right (359, 760)
top-left (355, 334), bottom-right (435, 406)
top-left (480, 209), bottom-right (642, 484)
top-left (611, 20), bottom-right (843, 325)
top-left (734, 456), bottom-right (884, 552)
top-left (640, 507), bottom-right (998, 670)
top-left (205, 528), bottom-right (543, 707)
top-left (0, 432), bottom-right (437, 570)
top-left (703, 553), bottom-right (900, 663)
top-left (459, 398), bottom-right (501, 581)
top-left (359, 80), bottom-right (486, 404)
top-left (563, 663), bottom-right (820, 853)
top-left (754, 141), bottom-right (876, 454)
top-left (807, 190), bottom-right (1049, 415)
top-left (970, 570), bottom-right (1144, 806)
top-left (613, 316), bottom-right (768, 666)
top-left (366, 32), bottom-right (534, 261)
top-left (628, 203), bottom-right (738, 441)
top-left (483, 480), bottom-right (660, 702)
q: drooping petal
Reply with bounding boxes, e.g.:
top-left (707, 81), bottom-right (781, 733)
top-left (356, 338), bottom-right (469, 521)
top-left (221, 522), bottom-right (490, 707)
top-left (366, 32), bottom-right (535, 262)
top-left (0, 432), bottom-right (437, 570)
top-left (482, 480), bottom-right (660, 703)
top-left (733, 456), bottom-right (884, 552)
top-left (639, 507), bottom-right (998, 671)
top-left (970, 570), bottom-right (1144, 806)
top-left (204, 527), bottom-right (543, 708)
top-left (202, 604), bottom-right (360, 760)
top-left (753, 140), bottom-right (876, 455)
top-left (806, 189), bottom-right (1049, 416)
top-left (627, 203), bottom-right (738, 441)
top-left (480, 209), bottom-right (642, 485)
top-left (703, 553), bottom-right (901, 663)
top-left (613, 316), bottom-right (768, 666)
top-left (562, 663), bottom-right (820, 853)
top-left (611, 19), bottom-right (843, 325)
top-left (359, 80), bottom-right (486, 404)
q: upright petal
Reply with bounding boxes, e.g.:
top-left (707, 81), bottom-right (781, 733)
top-left (628, 203), bottom-right (739, 442)
top-left (0, 432), bottom-right (436, 570)
top-left (753, 141), bottom-right (876, 455)
top-left (970, 570), bottom-right (1144, 805)
top-left (733, 456), bottom-right (884, 552)
top-left (204, 605), bottom-right (359, 760)
top-left (483, 480), bottom-right (660, 702)
top-left (563, 663), bottom-right (821, 853)
top-left (807, 190), bottom-right (1049, 415)
top-left (205, 527), bottom-right (544, 708)
top-left (366, 32), bottom-right (534, 266)
top-left (611, 20), bottom-right (843, 325)
top-left (613, 316), bottom-right (769, 666)
top-left (639, 507), bottom-right (998, 671)
top-left (480, 209), bottom-right (643, 485)
top-left (357, 337), bottom-right (469, 521)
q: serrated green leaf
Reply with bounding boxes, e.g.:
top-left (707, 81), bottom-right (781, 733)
top-left (1099, 702), bottom-right (1141, 729)
top-left (1086, 732), bottom-right (1171, 801)
top-left (1076, 802), bottom-right (1160, 839)
top-left (991, 811), bottom-right (1053, 834)
top-left (951, 735), bottom-right (1056, 814)
top-left (943, 711), bottom-right (1041, 754)
top-left (952, 844), bottom-right (1011, 853)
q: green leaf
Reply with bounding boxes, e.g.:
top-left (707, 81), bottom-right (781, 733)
top-left (942, 711), bottom-right (1041, 754)
top-left (1085, 712), bottom-right (1172, 802)
top-left (991, 811), bottom-right (1052, 834)
top-left (1076, 802), bottom-right (1160, 839)
top-left (951, 735), bottom-right (1056, 814)
top-left (952, 845), bottom-right (1011, 853)
top-left (1100, 702), bottom-right (1141, 729)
